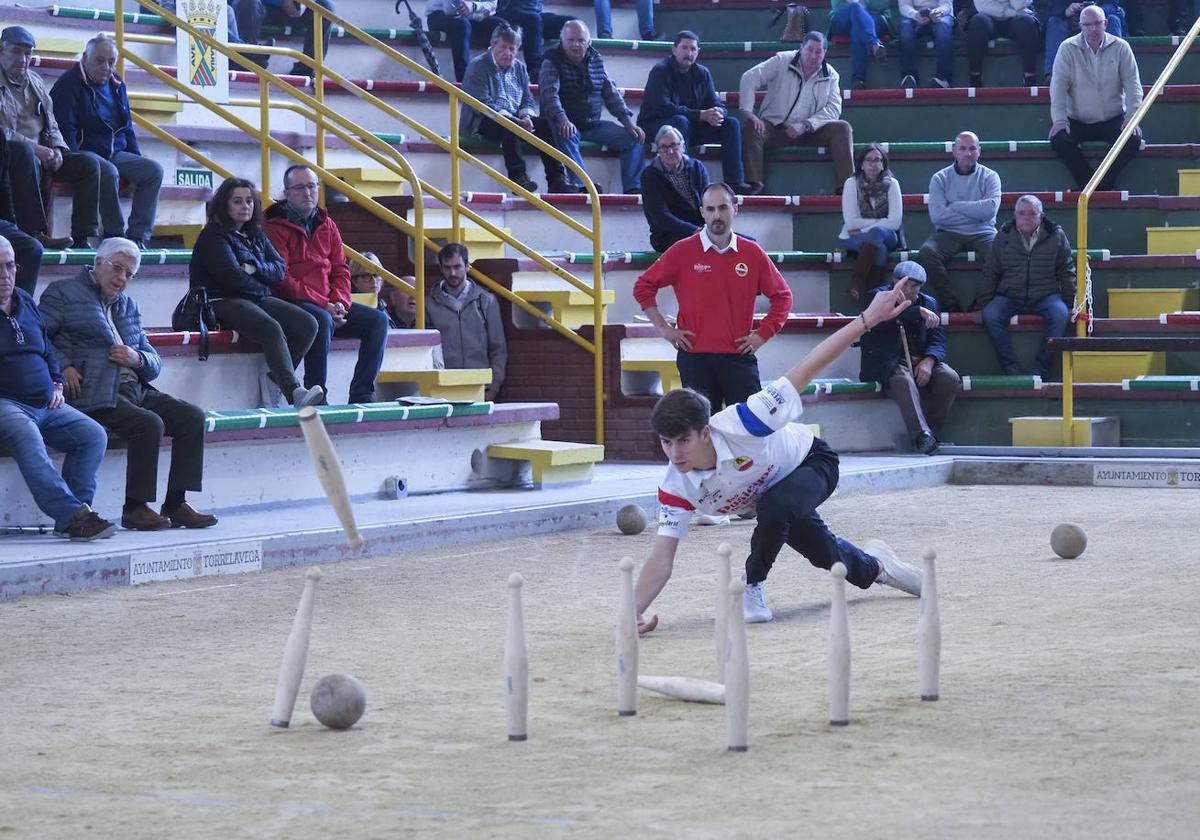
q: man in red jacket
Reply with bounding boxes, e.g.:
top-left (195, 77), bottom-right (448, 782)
top-left (264, 165), bottom-right (388, 404)
top-left (633, 182), bottom-right (793, 413)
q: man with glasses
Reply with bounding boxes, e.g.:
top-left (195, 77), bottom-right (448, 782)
top-left (0, 234), bottom-right (116, 541)
top-left (265, 165), bottom-right (388, 405)
top-left (38, 237), bottom-right (217, 531)
top-left (641, 125), bottom-right (709, 252)
top-left (1049, 5), bottom-right (1143, 191)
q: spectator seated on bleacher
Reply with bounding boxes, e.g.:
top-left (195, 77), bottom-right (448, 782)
top-left (380, 277), bottom-right (419, 329)
top-left (0, 234), bottom-right (116, 541)
top-left (858, 261), bottom-right (960, 455)
top-left (239, 0), bottom-right (335, 79)
top-left (975, 195), bottom-right (1076, 379)
top-left (1049, 5), bottom-right (1143, 192)
top-left (827, 0), bottom-right (893, 90)
top-left (50, 37), bottom-right (164, 250)
top-left (490, 0), bottom-right (556, 84)
top-left (916, 130), bottom-right (1001, 312)
top-left (637, 31), bottom-right (755, 196)
top-left (0, 133), bottom-right (42, 295)
top-left (38, 238), bottom-right (218, 531)
top-left (966, 0), bottom-right (1041, 87)
top-left (265, 165), bottom-right (388, 406)
top-left (1166, 0), bottom-right (1200, 36)
top-left (0, 26), bottom-right (102, 250)
top-left (840, 143), bottom-right (904, 301)
top-left (898, 0), bottom-right (955, 88)
top-left (189, 176), bottom-right (324, 409)
top-left (737, 32), bottom-right (853, 196)
top-left (641, 124), bottom-right (709, 253)
top-left (425, 243), bottom-right (507, 401)
top-left (539, 20), bottom-right (646, 194)
top-left (459, 25), bottom-right (571, 193)
top-left (1043, 0), bottom-right (1125, 84)
top-left (425, 0), bottom-right (499, 83)
top-left (349, 249), bottom-right (405, 323)
top-left (593, 0), bottom-right (659, 40)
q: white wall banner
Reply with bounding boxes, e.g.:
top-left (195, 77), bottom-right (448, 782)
top-left (130, 540), bottom-right (263, 585)
top-left (175, 0), bottom-right (230, 105)
top-left (1093, 465), bottom-right (1200, 489)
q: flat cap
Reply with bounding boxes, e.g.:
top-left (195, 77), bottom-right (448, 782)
top-left (892, 260), bottom-right (927, 284)
top-left (0, 26), bottom-right (35, 49)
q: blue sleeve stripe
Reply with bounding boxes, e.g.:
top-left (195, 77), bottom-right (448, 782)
top-left (735, 402), bottom-right (773, 437)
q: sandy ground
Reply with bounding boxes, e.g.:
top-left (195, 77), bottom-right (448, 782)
top-left (1, 484), bottom-right (1198, 839)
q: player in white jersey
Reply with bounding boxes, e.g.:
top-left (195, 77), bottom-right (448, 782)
top-left (635, 278), bottom-right (926, 632)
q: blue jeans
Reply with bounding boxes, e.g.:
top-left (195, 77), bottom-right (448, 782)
top-left (0, 398), bottom-right (109, 530)
top-left (828, 4), bottom-right (887, 83)
top-left (297, 301), bottom-right (389, 402)
top-left (642, 114), bottom-right (744, 185)
top-left (82, 150), bottom-right (164, 243)
top-left (427, 10), bottom-right (495, 82)
top-left (0, 219), bottom-right (42, 295)
top-left (841, 227), bottom-right (899, 263)
top-left (898, 16), bottom-right (954, 83)
top-left (558, 121), bottom-right (646, 191)
top-left (1044, 7), bottom-right (1125, 75)
top-left (746, 438), bottom-right (881, 589)
top-left (982, 293), bottom-right (1071, 375)
top-left (593, 0), bottom-right (654, 37)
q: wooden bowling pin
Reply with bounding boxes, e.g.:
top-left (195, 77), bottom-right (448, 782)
top-left (637, 675), bottom-right (726, 705)
top-left (725, 579), bottom-right (750, 752)
top-left (616, 557), bottom-right (639, 716)
top-left (715, 542), bottom-right (732, 684)
top-left (505, 572), bottom-right (529, 741)
top-left (269, 566), bottom-right (322, 728)
top-left (298, 407), bottom-right (364, 552)
top-left (828, 562), bottom-right (850, 726)
top-left (918, 548), bottom-right (941, 701)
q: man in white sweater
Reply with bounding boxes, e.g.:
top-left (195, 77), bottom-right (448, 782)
top-left (966, 0), bottom-right (1041, 87)
top-left (1049, 5), bottom-right (1143, 191)
top-left (916, 131), bottom-right (1002, 312)
top-left (738, 32), bottom-right (853, 195)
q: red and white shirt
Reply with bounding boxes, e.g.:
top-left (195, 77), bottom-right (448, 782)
top-left (657, 377), bottom-right (815, 539)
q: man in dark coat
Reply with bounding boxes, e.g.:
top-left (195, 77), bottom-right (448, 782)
top-left (641, 124), bottom-right (709, 252)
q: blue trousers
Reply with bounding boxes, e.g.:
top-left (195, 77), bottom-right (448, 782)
top-left (828, 4), bottom-right (888, 83)
top-left (0, 398), bottom-right (108, 530)
top-left (427, 10), bottom-right (495, 82)
top-left (642, 113), bottom-right (744, 185)
top-left (593, 0), bottom-right (654, 37)
top-left (0, 219), bottom-right (43, 295)
top-left (82, 150), bottom-right (164, 243)
top-left (557, 121), bottom-right (646, 191)
top-left (841, 227), bottom-right (899, 264)
top-left (297, 301), bottom-right (389, 403)
top-left (898, 16), bottom-right (954, 83)
top-left (982, 292), bottom-right (1071, 375)
top-left (746, 438), bottom-right (881, 589)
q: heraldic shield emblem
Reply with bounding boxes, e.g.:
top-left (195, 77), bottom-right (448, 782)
top-left (183, 0), bottom-right (220, 87)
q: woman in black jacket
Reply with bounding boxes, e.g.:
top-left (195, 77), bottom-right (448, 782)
top-left (190, 177), bottom-right (323, 407)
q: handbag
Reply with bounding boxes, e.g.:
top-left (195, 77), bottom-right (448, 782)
top-left (170, 287), bottom-right (219, 361)
top-left (769, 3), bottom-right (810, 43)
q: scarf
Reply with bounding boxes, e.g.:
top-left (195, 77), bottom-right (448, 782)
top-left (855, 171), bottom-right (892, 221)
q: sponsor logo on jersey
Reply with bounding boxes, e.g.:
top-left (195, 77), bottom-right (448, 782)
top-left (734, 262), bottom-right (749, 277)
top-left (694, 263), bottom-right (712, 272)
top-left (733, 455), bottom-right (754, 472)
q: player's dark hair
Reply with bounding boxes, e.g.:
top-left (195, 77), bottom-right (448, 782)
top-left (674, 30), bottom-right (700, 47)
top-left (438, 242), bottom-right (470, 265)
top-left (651, 388), bottom-right (711, 438)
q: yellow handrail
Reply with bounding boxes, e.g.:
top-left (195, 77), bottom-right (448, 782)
top-left (1066, 18), bottom-right (1200, 445)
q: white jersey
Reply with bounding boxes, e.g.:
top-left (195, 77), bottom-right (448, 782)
top-left (657, 378), bottom-right (815, 539)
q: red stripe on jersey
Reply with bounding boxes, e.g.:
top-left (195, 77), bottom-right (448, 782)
top-left (658, 489), bottom-right (695, 511)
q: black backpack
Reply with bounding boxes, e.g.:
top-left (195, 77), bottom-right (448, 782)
top-left (170, 287), bottom-right (219, 361)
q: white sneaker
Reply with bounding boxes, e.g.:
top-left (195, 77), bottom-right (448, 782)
top-left (743, 582), bottom-right (774, 623)
top-left (292, 385), bottom-right (325, 408)
top-left (864, 539), bottom-right (922, 596)
top-left (694, 513), bottom-right (731, 526)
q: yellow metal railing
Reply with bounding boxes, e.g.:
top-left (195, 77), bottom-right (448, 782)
top-left (1065, 17), bottom-right (1200, 445)
top-left (116, 0), bottom-right (607, 442)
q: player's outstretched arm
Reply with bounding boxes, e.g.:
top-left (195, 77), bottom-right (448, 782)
top-left (634, 534), bottom-right (680, 632)
top-left (783, 281), bottom-right (914, 395)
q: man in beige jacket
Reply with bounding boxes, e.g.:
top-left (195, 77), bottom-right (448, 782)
top-left (1048, 5), bottom-right (1143, 191)
top-left (737, 31), bottom-right (853, 195)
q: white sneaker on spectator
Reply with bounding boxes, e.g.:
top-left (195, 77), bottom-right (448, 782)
top-left (292, 385), bottom-right (325, 408)
top-left (694, 513), bottom-right (730, 526)
top-left (743, 582), bottom-right (774, 623)
top-left (864, 539), bottom-right (922, 596)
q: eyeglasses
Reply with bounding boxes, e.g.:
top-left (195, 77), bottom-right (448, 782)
top-left (102, 258), bottom-right (137, 280)
top-left (657, 142), bottom-right (682, 152)
top-left (286, 183), bottom-right (320, 193)
top-left (863, 156), bottom-right (884, 164)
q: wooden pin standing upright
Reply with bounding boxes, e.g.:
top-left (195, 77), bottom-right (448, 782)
top-left (918, 548), bottom-right (941, 701)
top-left (725, 579), bottom-right (750, 752)
top-left (505, 572), bottom-right (529, 740)
top-left (828, 562), bottom-right (850, 726)
top-left (715, 542), bottom-right (732, 684)
top-left (616, 557), bottom-right (639, 716)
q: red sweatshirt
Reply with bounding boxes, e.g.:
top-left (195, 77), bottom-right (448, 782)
top-left (633, 233), bottom-right (793, 354)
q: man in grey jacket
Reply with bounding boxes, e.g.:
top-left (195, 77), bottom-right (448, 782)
top-left (425, 243), bottom-right (508, 401)
top-left (738, 32), bottom-right (852, 194)
top-left (916, 131), bottom-right (1002, 312)
top-left (38, 238), bottom-right (217, 531)
top-left (1049, 5), bottom-right (1143, 191)
top-left (976, 195), bottom-right (1076, 378)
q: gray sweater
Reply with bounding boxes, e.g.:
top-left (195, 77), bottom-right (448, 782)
top-left (927, 163), bottom-right (1001, 237)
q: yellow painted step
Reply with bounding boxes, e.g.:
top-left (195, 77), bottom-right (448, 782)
top-left (1146, 226), bottom-right (1200, 254)
top-left (351, 292), bottom-right (378, 309)
top-left (487, 440), bottom-right (605, 487)
top-left (154, 222), bottom-right (203, 247)
top-left (622, 358), bottom-right (682, 392)
top-left (130, 93), bottom-right (182, 124)
top-left (35, 38), bottom-right (86, 57)
top-left (1010, 416), bottom-right (1120, 447)
top-left (520, 288), bottom-right (617, 329)
top-left (1108, 288), bottom-right (1200, 318)
top-left (377, 368), bottom-right (492, 401)
top-left (1073, 351), bottom-right (1165, 382)
top-left (328, 167), bottom-right (410, 197)
top-left (425, 226), bottom-right (511, 259)
top-left (1179, 169), bottom-right (1200, 195)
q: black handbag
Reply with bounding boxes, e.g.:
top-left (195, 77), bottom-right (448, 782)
top-left (171, 287), bottom-right (219, 361)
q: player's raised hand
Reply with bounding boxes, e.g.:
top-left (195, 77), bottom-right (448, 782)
top-left (864, 280), bottom-right (915, 328)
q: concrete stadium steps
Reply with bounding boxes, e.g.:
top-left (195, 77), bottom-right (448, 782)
top-left (46, 183), bottom-right (209, 241)
top-left (0, 401), bottom-right (564, 528)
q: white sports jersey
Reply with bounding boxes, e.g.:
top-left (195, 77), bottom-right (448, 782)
top-left (657, 377), bottom-right (815, 539)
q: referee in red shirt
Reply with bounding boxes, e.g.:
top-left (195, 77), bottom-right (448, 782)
top-left (634, 183), bottom-right (793, 411)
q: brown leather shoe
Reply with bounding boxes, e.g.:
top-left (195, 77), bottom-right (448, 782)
top-left (121, 503), bottom-right (171, 531)
top-left (35, 232), bottom-right (74, 249)
top-left (162, 502), bottom-right (218, 529)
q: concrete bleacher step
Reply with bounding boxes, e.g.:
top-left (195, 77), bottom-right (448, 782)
top-left (1124, 375), bottom-right (1200, 391)
top-left (329, 166), bottom-right (410, 197)
top-left (1146, 226), bottom-right (1200, 254)
top-left (1074, 351), bottom-right (1167, 382)
top-left (376, 368), bottom-right (493, 401)
top-left (485, 440), bottom-right (605, 488)
top-left (1181, 170), bottom-right (1200, 195)
top-left (1109, 288), bottom-right (1200, 317)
